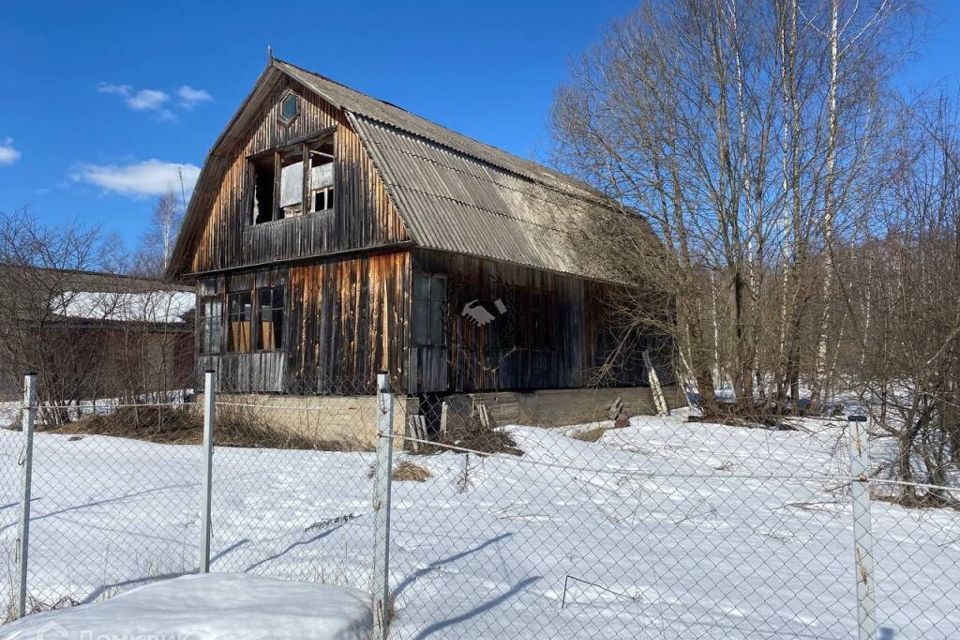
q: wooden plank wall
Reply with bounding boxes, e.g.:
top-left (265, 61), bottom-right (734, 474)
top-left (411, 250), bottom-right (656, 394)
top-left (287, 251), bottom-right (410, 392)
top-left (198, 251), bottom-right (410, 394)
top-left (412, 250), bottom-right (585, 393)
top-left (189, 75), bottom-right (407, 274)
top-left (197, 249), bottom-right (668, 396)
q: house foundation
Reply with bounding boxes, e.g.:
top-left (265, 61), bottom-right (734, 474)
top-left (207, 386), bottom-right (687, 450)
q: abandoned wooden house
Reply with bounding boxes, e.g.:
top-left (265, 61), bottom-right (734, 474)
top-left (167, 57), bottom-right (684, 442)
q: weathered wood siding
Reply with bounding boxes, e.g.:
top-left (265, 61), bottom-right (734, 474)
top-left (410, 250), bottom-right (663, 394)
top-left (197, 251), bottom-right (409, 393)
top-left (287, 252), bottom-right (409, 390)
top-left (189, 75), bottom-right (407, 274)
top-left (408, 251), bottom-right (596, 393)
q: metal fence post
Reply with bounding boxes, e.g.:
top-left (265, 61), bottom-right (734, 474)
top-left (16, 372), bottom-right (37, 619)
top-left (199, 370), bottom-right (215, 573)
top-left (372, 371), bottom-right (395, 640)
top-left (848, 415), bottom-right (877, 640)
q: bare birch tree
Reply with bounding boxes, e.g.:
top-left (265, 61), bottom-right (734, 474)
top-left (551, 0), bottom-right (908, 416)
top-left (842, 94), bottom-right (960, 503)
top-left (134, 189), bottom-right (182, 277)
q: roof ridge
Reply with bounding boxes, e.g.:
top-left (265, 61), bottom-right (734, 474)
top-left (271, 58), bottom-right (612, 203)
top-left (271, 57), bottom-right (411, 113)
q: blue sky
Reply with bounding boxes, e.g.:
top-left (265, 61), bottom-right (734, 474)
top-left (0, 0), bottom-right (958, 250)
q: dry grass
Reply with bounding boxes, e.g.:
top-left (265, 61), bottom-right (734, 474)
top-left (49, 405), bottom-right (201, 443)
top-left (687, 400), bottom-right (801, 430)
top-left (2, 588), bottom-right (12, 625)
top-left (3, 592), bottom-right (79, 624)
top-left (418, 416), bottom-right (522, 456)
top-left (571, 426), bottom-right (608, 442)
top-left (872, 489), bottom-right (960, 510)
top-left (391, 460), bottom-right (432, 482)
top-left (46, 404), bottom-right (368, 451)
top-left (2, 543), bottom-right (15, 624)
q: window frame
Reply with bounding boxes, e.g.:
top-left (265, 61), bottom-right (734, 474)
top-left (307, 139), bottom-right (335, 214)
top-left (411, 273), bottom-right (446, 348)
top-left (198, 295), bottom-right (223, 355)
top-left (255, 284), bottom-right (285, 352)
top-left (226, 291), bottom-right (253, 353)
top-left (277, 146), bottom-right (305, 219)
top-left (248, 130), bottom-right (336, 226)
top-left (279, 91), bottom-right (300, 125)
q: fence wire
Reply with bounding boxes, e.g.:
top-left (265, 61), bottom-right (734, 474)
top-left (2, 398), bottom-right (201, 622)
top-left (381, 394), bottom-right (960, 640)
top-left (207, 377), bottom-right (376, 590)
top-left (0, 412), bottom-right (19, 623)
top-left (2, 374), bottom-right (960, 640)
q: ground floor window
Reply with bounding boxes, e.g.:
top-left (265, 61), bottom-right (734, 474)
top-left (412, 273), bottom-right (446, 347)
top-left (199, 296), bottom-right (222, 354)
top-left (227, 291), bottom-right (252, 353)
top-left (257, 285), bottom-right (285, 351)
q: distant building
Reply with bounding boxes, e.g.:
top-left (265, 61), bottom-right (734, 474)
top-left (0, 267), bottom-right (194, 405)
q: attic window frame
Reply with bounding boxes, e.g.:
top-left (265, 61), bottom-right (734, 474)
top-left (248, 127), bottom-right (337, 225)
top-left (279, 91), bottom-right (300, 125)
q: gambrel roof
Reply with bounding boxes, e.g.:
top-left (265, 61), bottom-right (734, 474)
top-left (170, 58), bottom-right (645, 283)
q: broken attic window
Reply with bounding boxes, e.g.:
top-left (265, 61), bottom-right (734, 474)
top-left (251, 134), bottom-right (334, 224)
top-left (252, 154), bottom-right (275, 224)
top-left (280, 92), bottom-right (299, 124)
top-left (308, 141), bottom-right (334, 213)
top-left (279, 148), bottom-right (304, 218)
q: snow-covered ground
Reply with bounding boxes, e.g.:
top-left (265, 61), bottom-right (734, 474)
top-left (1, 411), bottom-right (959, 639)
top-left (0, 573), bottom-right (371, 640)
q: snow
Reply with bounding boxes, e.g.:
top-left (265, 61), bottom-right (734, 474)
top-left (1, 411), bottom-right (959, 639)
top-left (0, 573), bottom-right (371, 640)
top-left (51, 290), bottom-right (194, 323)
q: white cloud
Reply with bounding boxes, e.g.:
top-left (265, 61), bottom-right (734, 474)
top-left (177, 85), bottom-right (213, 109)
top-left (0, 137), bottom-right (20, 166)
top-left (97, 82), bottom-right (132, 97)
top-left (127, 89), bottom-right (169, 111)
top-left (98, 83), bottom-right (157, 109)
top-left (98, 82), bottom-right (212, 118)
top-left (71, 159), bottom-right (200, 197)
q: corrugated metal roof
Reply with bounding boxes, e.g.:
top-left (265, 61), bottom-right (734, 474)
top-left (276, 60), bottom-right (635, 282)
top-left (274, 60), bottom-right (607, 201)
top-left (348, 115), bottom-right (625, 281)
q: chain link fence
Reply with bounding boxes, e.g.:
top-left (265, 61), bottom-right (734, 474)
top-left (2, 372), bottom-right (960, 639)
top-left (208, 376), bottom-right (377, 591)
top-left (379, 393), bottom-right (960, 640)
top-left (1, 385), bottom-right (203, 622)
top-left (0, 402), bottom-right (20, 623)
top-left (0, 373), bottom-right (383, 627)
